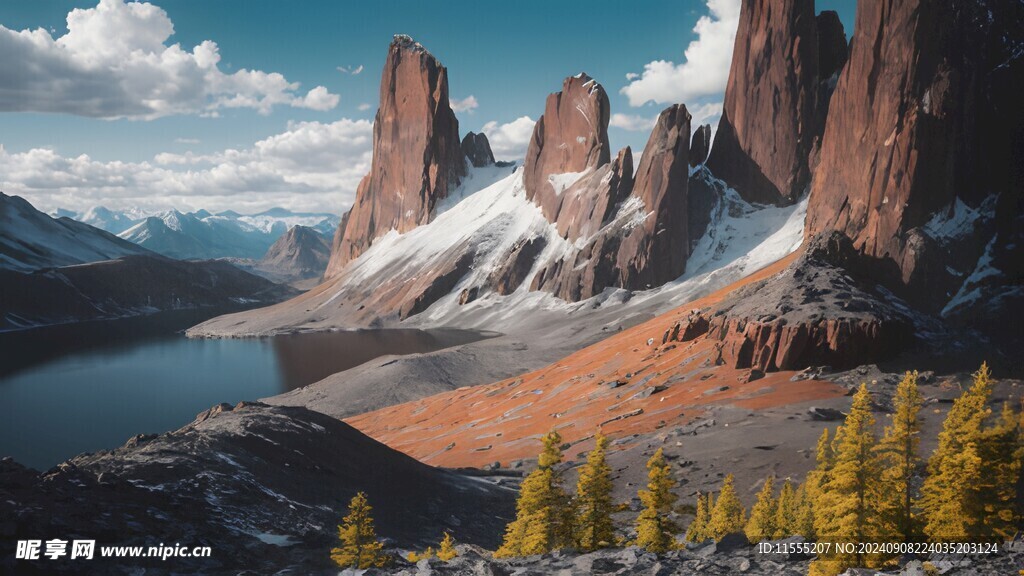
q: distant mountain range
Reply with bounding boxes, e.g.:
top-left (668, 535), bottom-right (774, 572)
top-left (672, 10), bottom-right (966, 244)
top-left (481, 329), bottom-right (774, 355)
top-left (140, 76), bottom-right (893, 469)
top-left (56, 206), bottom-right (340, 261)
top-left (1, 193), bottom-right (297, 330)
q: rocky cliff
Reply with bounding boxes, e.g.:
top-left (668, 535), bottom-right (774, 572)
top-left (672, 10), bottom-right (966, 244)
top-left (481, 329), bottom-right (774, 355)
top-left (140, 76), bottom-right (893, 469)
top-left (324, 35), bottom-right (465, 279)
top-left (528, 99), bottom-right (692, 300)
top-left (706, 0), bottom-right (823, 205)
top-left (805, 0), bottom-right (1023, 327)
top-left (522, 73), bottom-right (611, 224)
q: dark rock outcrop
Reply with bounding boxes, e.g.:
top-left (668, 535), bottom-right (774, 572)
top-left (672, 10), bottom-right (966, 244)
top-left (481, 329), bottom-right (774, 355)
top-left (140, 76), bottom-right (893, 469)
top-left (706, 0), bottom-right (821, 205)
top-left (689, 123), bottom-right (711, 167)
top-left (667, 235), bottom-right (915, 372)
top-left (325, 35), bottom-right (465, 278)
top-left (461, 131), bottom-right (495, 167)
top-left (805, 0), bottom-right (1023, 321)
top-left (0, 403), bottom-right (514, 575)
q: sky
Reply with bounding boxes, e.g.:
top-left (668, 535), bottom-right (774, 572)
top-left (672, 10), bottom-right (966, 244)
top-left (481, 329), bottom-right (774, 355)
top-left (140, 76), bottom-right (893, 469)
top-left (0, 0), bottom-right (855, 216)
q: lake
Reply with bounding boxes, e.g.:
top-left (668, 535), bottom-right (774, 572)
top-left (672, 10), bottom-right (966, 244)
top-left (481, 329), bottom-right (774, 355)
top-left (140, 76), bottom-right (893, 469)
top-left (0, 310), bottom-right (488, 470)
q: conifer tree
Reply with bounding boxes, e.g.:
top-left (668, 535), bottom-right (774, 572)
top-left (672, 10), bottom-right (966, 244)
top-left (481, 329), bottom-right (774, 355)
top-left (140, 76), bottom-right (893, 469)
top-left (919, 363), bottom-right (993, 542)
top-left (795, 429), bottom-right (834, 540)
top-left (495, 430), bottom-right (573, 557)
top-left (810, 384), bottom-right (886, 576)
top-left (773, 479), bottom-right (796, 539)
top-left (437, 532), bottom-right (458, 561)
top-left (875, 370), bottom-right (923, 543)
top-left (708, 474), bottom-right (746, 540)
top-left (745, 476), bottom-right (777, 542)
top-left (331, 492), bottom-right (388, 569)
top-left (634, 448), bottom-right (679, 552)
top-left (977, 401), bottom-right (1023, 540)
top-left (574, 432), bottom-right (616, 551)
top-left (685, 492), bottom-right (711, 542)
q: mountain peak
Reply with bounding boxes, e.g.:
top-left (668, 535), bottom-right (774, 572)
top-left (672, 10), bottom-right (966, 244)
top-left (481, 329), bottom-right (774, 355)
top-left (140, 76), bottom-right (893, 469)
top-left (324, 35), bottom-right (465, 279)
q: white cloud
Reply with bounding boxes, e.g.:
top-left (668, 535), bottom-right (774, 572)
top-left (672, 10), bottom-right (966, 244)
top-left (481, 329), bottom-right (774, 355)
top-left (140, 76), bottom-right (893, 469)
top-left (620, 0), bottom-right (740, 107)
top-left (295, 86), bottom-right (340, 111)
top-left (625, 72), bottom-right (639, 81)
top-left (1, 118), bottom-right (374, 214)
top-left (337, 64), bottom-right (364, 75)
top-left (609, 113), bottom-right (657, 132)
top-left (0, 0), bottom-right (339, 119)
top-left (357, 103), bottom-right (372, 111)
top-left (173, 137), bottom-right (200, 145)
top-left (480, 116), bottom-right (535, 161)
top-left (689, 101), bottom-right (724, 128)
top-left (451, 95), bottom-right (478, 114)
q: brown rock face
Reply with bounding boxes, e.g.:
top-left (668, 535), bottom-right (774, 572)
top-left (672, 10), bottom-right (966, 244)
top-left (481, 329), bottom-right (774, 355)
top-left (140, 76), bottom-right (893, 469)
top-left (324, 35), bottom-right (465, 279)
top-left (706, 0), bottom-right (820, 205)
top-left (531, 104), bottom-right (692, 299)
top-left (522, 73), bottom-right (611, 222)
top-left (461, 132), bottom-right (495, 167)
top-left (805, 0), bottom-right (1023, 313)
top-left (616, 104), bottom-right (692, 289)
top-left (689, 124), bottom-right (711, 167)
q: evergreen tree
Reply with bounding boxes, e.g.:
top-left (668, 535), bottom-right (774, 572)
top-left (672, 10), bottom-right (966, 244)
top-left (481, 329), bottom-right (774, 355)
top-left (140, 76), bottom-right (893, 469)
top-left (745, 476), bottom-right (777, 542)
top-left (708, 474), bottom-right (746, 540)
top-left (919, 363), bottom-right (993, 542)
top-left (977, 401), bottom-right (1023, 540)
top-left (495, 430), bottom-right (573, 557)
top-left (685, 492), bottom-right (711, 543)
top-left (437, 532), bottom-right (458, 561)
top-left (810, 384), bottom-right (886, 576)
top-left (574, 432), bottom-right (616, 551)
top-left (331, 492), bottom-right (388, 569)
top-left (875, 370), bottom-right (924, 543)
top-left (773, 479), bottom-right (797, 539)
top-left (634, 448), bottom-right (679, 552)
top-left (795, 429), bottom-right (834, 540)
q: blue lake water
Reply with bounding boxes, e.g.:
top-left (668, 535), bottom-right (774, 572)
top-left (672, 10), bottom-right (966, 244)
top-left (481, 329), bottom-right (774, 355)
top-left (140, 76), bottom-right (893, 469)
top-left (0, 311), bottom-right (486, 470)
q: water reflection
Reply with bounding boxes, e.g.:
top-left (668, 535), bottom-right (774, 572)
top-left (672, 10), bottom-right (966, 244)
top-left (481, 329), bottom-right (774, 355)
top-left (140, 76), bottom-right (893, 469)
top-left (0, 314), bottom-right (489, 470)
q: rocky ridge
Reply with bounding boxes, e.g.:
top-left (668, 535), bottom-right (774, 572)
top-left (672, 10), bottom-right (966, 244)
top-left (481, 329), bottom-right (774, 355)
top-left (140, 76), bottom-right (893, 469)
top-left (0, 402), bottom-right (514, 575)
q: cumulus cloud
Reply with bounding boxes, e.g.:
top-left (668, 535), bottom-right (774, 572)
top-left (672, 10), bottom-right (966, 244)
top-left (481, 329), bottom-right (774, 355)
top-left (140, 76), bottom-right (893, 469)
top-left (450, 95), bottom-right (478, 113)
top-left (689, 101), bottom-right (724, 128)
top-left (1, 118), bottom-right (374, 214)
top-left (0, 0), bottom-right (339, 119)
top-left (609, 113), bottom-right (657, 132)
top-left (357, 103), bottom-right (372, 112)
top-left (620, 0), bottom-right (740, 107)
top-left (480, 116), bottom-right (536, 161)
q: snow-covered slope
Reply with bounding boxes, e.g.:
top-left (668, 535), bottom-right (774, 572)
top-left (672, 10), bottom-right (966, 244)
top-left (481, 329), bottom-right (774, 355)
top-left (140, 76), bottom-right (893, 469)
top-left (59, 206), bottom-right (340, 261)
top-left (117, 209), bottom-right (339, 260)
top-left (0, 192), bottom-right (150, 272)
top-left (189, 164), bottom-right (807, 337)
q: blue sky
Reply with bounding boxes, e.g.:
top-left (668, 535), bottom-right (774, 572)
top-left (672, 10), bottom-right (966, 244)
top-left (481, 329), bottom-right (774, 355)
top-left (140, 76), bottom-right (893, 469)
top-left (0, 0), bottom-right (855, 214)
